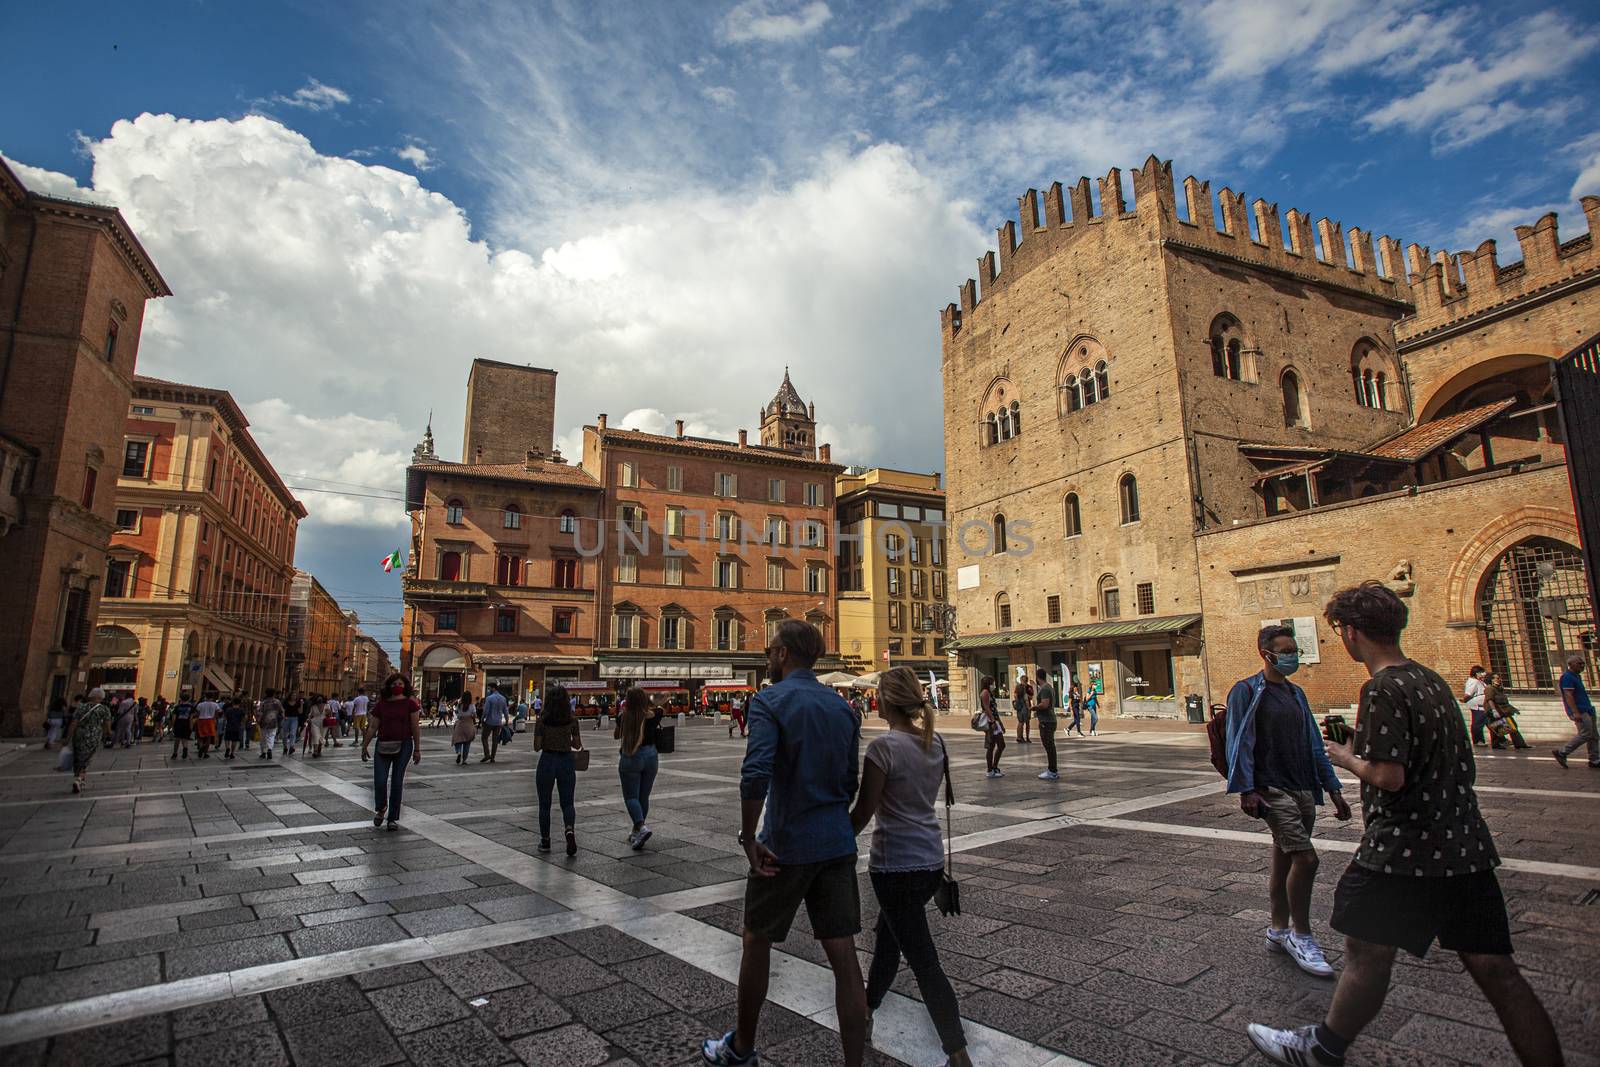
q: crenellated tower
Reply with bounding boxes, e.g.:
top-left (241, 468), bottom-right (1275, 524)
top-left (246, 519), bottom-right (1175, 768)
top-left (760, 367), bottom-right (817, 457)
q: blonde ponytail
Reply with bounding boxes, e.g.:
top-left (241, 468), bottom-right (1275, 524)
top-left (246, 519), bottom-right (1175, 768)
top-left (877, 666), bottom-right (937, 750)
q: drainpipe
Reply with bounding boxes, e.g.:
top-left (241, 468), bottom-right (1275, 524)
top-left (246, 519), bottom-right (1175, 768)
top-left (0, 210), bottom-right (41, 408)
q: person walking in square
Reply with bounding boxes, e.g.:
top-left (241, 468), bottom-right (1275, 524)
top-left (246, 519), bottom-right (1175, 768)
top-left (221, 697), bottom-right (247, 760)
top-left (615, 686), bottom-right (663, 850)
top-left (281, 693), bottom-right (301, 756)
top-left (850, 666), bottom-right (972, 1067)
top-left (1034, 668), bottom-right (1061, 780)
top-left (479, 684), bottom-right (507, 763)
top-left (979, 676), bottom-right (1005, 778)
top-left (169, 693), bottom-right (194, 759)
top-left (1225, 624), bottom-right (1352, 979)
top-left (703, 620), bottom-right (867, 1067)
top-left (534, 683), bottom-right (583, 855)
top-left (1066, 682), bottom-right (1086, 737)
top-left (1482, 672), bottom-right (1529, 751)
top-left (1013, 673), bottom-right (1032, 745)
top-left (1461, 665), bottom-right (1489, 746)
top-left (66, 689), bottom-right (112, 793)
top-left (256, 689), bottom-right (283, 759)
top-left (362, 673), bottom-right (421, 831)
top-left (1085, 685), bottom-right (1100, 736)
top-left (1553, 654), bottom-right (1598, 768)
top-left (1248, 582), bottom-right (1562, 1067)
top-left (451, 690), bottom-right (477, 763)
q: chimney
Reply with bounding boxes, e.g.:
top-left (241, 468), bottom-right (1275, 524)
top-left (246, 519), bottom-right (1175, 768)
top-left (933, 471), bottom-right (941, 489)
top-left (597, 413), bottom-right (608, 430)
top-left (674, 419), bottom-right (685, 438)
top-left (738, 429), bottom-right (748, 447)
top-left (524, 449), bottom-right (542, 470)
top-left (819, 443), bottom-right (831, 463)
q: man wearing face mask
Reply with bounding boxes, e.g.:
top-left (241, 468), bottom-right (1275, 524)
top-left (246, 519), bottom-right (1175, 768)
top-left (1224, 624), bottom-right (1352, 978)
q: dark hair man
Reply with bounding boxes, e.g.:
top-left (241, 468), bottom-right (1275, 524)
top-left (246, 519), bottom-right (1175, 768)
top-left (703, 620), bottom-right (867, 1066)
top-left (1034, 668), bottom-right (1060, 780)
top-left (1552, 654), bottom-right (1598, 768)
top-left (1248, 582), bottom-right (1562, 1067)
top-left (1225, 624), bottom-right (1351, 978)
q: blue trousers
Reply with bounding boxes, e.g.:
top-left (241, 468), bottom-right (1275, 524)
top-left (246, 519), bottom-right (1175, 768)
top-left (373, 739), bottom-right (414, 821)
top-left (536, 751), bottom-right (577, 839)
top-left (617, 745), bottom-right (659, 827)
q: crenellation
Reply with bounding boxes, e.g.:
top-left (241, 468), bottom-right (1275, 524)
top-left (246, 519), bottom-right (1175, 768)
top-left (1181, 176), bottom-right (1214, 231)
top-left (1432, 250), bottom-right (1462, 298)
top-left (978, 250), bottom-right (996, 291)
top-left (1377, 235), bottom-right (1406, 282)
top-left (1251, 199), bottom-right (1279, 249)
top-left (959, 278), bottom-right (977, 315)
top-left (996, 219), bottom-right (1018, 277)
top-left (1582, 196), bottom-right (1600, 239)
top-left (1458, 239), bottom-right (1499, 294)
top-left (1133, 155), bottom-right (1175, 222)
top-left (1317, 218), bottom-right (1347, 269)
top-left (1406, 243), bottom-right (1431, 281)
top-left (1284, 208), bottom-right (1315, 259)
top-left (1514, 213), bottom-right (1560, 274)
top-left (1044, 181), bottom-right (1066, 228)
top-left (1217, 187), bottom-right (1249, 240)
top-left (1069, 177), bottom-right (1094, 225)
top-left (1348, 227), bottom-right (1373, 275)
top-left (1018, 189), bottom-right (1042, 233)
top-left (1099, 167), bottom-right (1127, 217)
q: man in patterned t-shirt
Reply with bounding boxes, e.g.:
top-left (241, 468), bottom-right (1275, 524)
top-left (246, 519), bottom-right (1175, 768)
top-left (1248, 582), bottom-right (1562, 1067)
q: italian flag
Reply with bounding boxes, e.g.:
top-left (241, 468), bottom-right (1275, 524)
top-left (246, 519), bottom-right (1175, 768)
top-left (380, 550), bottom-right (403, 573)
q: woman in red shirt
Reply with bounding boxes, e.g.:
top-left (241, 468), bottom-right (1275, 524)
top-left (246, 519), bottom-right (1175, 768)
top-left (362, 673), bottom-right (422, 831)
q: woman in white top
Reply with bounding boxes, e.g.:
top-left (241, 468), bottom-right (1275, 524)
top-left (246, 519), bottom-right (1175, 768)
top-left (849, 666), bottom-right (972, 1067)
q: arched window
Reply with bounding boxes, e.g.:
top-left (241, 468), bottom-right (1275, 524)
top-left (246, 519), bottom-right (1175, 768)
top-left (1009, 400), bottom-right (1021, 436)
top-left (1281, 370), bottom-right (1304, 428)
top-left (1063, 493), bottom-right (1081, 537)
top-left (558, 509), bottom-right (577, 534)
top-left (981, 379), bottom-right (1014, 445)
top-left (503, 504), bottom-right (521, 530)
top-left (995, 592), bottom-right (1012, 630)
top-left (1375, 372), bottom-right (1388, 410)
top-left (985, 412), bottom-right (999, 446)
top-left (1208, 314), bottom-right (1249, 381)
top-left (1352, 339), bottom-right (1396, 410)
top-left (1095, 361), bottom-right (1110, 399)
top-left (445, 499), bottom-right (465, 524)
top-left (1119, 474), bottom-right (1140, 524)
top-left (1099, 574), bottom-right (1121, 619)
top-left (440, 551), bottom-right (462, 581)
top-left (993, 513), bottom-right (1007, 555)
top-left (1066, 375), bottom-right (1083, 412)
top-left (1060, 339), bottom-right (1111, 416)
top-left (1081, 367), bottom-right (1097, 405)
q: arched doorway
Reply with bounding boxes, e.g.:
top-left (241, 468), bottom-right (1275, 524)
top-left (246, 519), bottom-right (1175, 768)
top-left (421, 645), bottom-right (468, 703)
top-left (1477, 537), bottom-right (1594, 691)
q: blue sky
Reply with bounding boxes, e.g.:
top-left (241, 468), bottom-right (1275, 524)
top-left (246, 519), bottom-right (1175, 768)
top-left (5, 0), bottom-right (1599, 655)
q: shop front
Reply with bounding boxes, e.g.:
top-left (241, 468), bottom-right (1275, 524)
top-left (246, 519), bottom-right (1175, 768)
top-left (951, 614), bottom-right (1204, 719)
top-left (419, 645), bottom-right (468, 703)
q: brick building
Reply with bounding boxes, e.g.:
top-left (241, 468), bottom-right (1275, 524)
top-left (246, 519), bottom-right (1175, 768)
top-left (834, 467), bottom-right (949, 678)
top-left (352, 631), bottom-right (394, 689)
top-left (94, 376), bottom-right (305, 701)
top-left (941, 156), bottom-right (1591, 731)
top-left (401, 363), bottom-right (843, 704)
top-left (582, 372), bottom-right (842, 692)
top-left (287, 571), bottom-right (362, 696)
top-left (0, 159), bottom-right (170, 732)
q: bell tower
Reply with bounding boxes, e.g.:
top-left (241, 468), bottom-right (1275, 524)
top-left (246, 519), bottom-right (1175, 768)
top-left (760, 367), bottom-right (816, 457)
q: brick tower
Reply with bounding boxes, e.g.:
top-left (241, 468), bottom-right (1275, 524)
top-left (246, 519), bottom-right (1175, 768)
top-left (759, 368), bottom-right (817, 458)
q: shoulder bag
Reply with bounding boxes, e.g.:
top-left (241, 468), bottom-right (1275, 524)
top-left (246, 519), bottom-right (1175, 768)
top-left (932, 732), bottom-right (961, 917)
top-left (572, 746), bottom-right (591, 772)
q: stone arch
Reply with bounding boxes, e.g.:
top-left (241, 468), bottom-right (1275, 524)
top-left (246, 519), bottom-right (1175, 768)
top-left (1444, 505), bottom-right (1579, 624)
top-left (1280, 366), bottom-right (1307, 428)
top-left (1057, 335), bottom-right (1110, 414)
top-left (979, 376), bottom-right (1017, 445)
top-left (1208, 312), bottom-right (1253, 382)
top-left (1415, 345), bottom-right (1564, 422)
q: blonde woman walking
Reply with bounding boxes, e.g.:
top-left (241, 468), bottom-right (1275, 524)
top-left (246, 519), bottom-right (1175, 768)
top-left (849, 666), bottom-right (972, 1067)
top-left (614, 687), bottom-right (664, 849)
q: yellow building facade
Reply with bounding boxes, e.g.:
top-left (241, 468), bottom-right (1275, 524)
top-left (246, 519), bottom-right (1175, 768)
top-left (835, 468), bottom-right (949, 679)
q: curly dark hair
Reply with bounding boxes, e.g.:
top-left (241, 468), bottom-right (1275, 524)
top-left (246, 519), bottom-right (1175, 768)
top-left (380, 672), bottom-right (413, 698)
top-left (1324, 581), bottom-right (1408, 643)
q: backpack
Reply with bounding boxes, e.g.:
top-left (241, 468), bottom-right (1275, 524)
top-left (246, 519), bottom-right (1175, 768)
top-left (1206, 705), bottom-right (1229, 777)
top-left (970, 710), bottom-right (986, 732)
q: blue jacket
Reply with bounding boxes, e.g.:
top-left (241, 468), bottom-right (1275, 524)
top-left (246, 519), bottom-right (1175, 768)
top-left (481, 691), bottom-right (508, 726)
top-left (1224, 672), bottom-right (1343, 803)
top-left (740, 668), bottom-right (860, 865)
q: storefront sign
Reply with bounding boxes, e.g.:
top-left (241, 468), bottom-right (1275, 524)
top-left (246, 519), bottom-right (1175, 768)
top-left (690, 662), bottom-right (735, 678)
top-left (600, 662), bottom-right (648, 678)
top-left (646, 663), bottom-right (693, 678)
top-left (957, 564), bottom-right (980, 590)
top-left (1085, 662), bottom-right (1104, 694)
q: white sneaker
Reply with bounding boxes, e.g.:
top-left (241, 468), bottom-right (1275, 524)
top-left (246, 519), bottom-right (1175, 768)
top-left (985, 769), bottom-right (1000, 779)
top-left (1037, 770), bottom-right (1059, 780)
top-left (632, 825), bottom-right (652, 850)
top-left (1284, 932), bottom-right (1335, 977)
top-left (1246, 1023), bottom-right (1342, 1065)
top-left (1265, 926), bottom-right (1292, 953)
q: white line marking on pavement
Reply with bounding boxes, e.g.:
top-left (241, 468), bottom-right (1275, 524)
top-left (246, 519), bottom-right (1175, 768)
top-left (0, 819), bottom-right (377, 867)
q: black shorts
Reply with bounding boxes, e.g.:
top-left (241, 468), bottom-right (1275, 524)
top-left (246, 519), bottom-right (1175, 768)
top-left (1331, 862), bottom-right (1513, 958)
top-left (743, 854), bottom-right (860, 943)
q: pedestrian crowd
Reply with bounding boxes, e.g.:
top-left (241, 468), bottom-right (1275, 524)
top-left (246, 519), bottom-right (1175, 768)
top-left (40, 592), bottom-right (1587, 1065)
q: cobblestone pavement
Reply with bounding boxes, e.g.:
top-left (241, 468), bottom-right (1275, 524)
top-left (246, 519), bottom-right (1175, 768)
top-left (0, 719), bottom-right (1595, 1066)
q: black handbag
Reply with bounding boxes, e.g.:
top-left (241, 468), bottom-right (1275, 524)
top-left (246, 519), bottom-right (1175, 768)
top-left (932, 733), bottom-right (960, 917)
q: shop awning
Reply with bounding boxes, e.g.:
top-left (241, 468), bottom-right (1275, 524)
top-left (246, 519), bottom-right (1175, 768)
top-left (950, 613), bottom-right (1202, 651)
top-left (203, 664), bottom-right (235, 693)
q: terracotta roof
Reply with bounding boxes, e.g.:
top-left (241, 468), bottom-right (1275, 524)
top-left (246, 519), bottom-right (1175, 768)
top-left (595, 427), bottom-right (842, 471)
top-left (1365, 398), bottom-right (1518, 460)
top-left (409, 459), bottom-right (601, 489)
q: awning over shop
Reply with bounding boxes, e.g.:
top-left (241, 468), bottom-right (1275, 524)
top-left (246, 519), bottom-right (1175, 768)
top-left (950, 613), bottom-right (1202, 651)
top-left (203, 665), bottom-right (234, 693)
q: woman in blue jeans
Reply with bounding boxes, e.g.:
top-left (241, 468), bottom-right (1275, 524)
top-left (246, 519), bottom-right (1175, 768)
top-left (535, 683), bottom-right (584, 856)
top-left (849, 667), bottom-right (972, 1066)
top-left (362, 673), bottom-right (422, 831)
top-left (614, 687), bottom-right (663, 850)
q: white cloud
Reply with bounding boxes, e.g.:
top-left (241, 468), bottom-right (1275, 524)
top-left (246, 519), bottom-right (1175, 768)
top-left (395, 142), bottom-right (436, 170)
top-left (1572, 149), bottom-right (1600, 200)
top-left (1363, 11), bottom-right (1599, 142)
top-left (1, 156), bottom-right (114, 203)
top-left (1185, 0), bottom-right (1463, 82)
top-left (267, 77), bottom-right (352, 113)
top-left (824, 45), bottom-right (858, 60)
top-left (701, 85), bottom-right (739, 107)
top-left (721, 0), bottom-right (832, 43)
top-left (46, 114), bottom-right (983, 550)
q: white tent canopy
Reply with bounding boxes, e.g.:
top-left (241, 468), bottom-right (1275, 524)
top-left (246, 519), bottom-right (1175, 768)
top-left (815, 671), bottom-right (858, 687)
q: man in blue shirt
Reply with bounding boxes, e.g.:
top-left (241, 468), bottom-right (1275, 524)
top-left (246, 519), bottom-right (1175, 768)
top-left (479, 685), bottom-right (508, 763)
top-left (1553, 655), bottom-right (1598, 768)
top-left (703, 620), bottom-right (867, 1067)
top-left (1225, 624), bottom-right (1351, 978)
